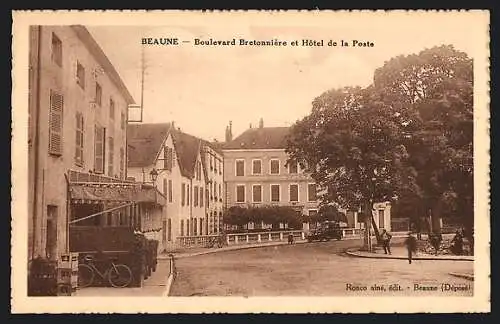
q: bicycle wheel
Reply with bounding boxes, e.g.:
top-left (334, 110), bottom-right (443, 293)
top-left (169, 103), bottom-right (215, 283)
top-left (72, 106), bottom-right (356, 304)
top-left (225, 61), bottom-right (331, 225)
top-left (78, 264), bottom-right (95, 288)
top-left (108, 264), bottom-right (133, 288)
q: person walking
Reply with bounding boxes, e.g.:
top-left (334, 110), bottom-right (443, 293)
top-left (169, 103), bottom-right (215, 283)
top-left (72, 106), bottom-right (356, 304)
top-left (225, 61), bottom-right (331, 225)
top-left (288, 233), bottom-right (294, 245)
top-left (405, 233), bottom-right (417, 264)
top-left (380, 229), bottom-right (392, 254)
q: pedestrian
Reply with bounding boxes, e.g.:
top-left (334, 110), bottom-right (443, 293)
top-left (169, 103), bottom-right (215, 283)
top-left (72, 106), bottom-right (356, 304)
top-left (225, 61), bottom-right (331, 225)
top-left (288, 233), bottom-right (294, 245)
top-left (416, 219), bottom-right (422, 240)
top-left (380, 229), bottom-right (392, 255)
top-left (404, 233), bottom-right (417, 264)
top-left (450, 229), bottom-right (464, 255)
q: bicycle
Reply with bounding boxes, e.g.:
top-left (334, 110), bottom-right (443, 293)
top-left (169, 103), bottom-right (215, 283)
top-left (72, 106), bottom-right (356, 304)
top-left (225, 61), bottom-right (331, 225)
top-left (207, 234), bottom-right (227, 248)
top-left (78, 255), bottom-right (133, 288)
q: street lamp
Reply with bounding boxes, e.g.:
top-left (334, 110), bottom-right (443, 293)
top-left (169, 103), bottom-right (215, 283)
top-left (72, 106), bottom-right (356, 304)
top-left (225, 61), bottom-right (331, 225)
top-left (149, 168), bottom-right (158, 184)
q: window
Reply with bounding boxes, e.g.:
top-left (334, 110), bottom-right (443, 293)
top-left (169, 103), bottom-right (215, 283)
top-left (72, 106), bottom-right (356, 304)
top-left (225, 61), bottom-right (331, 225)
top-left (76, 62), bottom-right (85, 89)
top-left (168, 180), bottom-right (173, 203)
top-left (199, 218), bottom-right (203, 236)
top-left (214, 181), bottom-right (217, 200)
top-left (94, 126), bottom-right (105, 173)
top-left (270, 159), bottom-right (280, 174)
top-left (270, 184), bottom-right (280, 202)
top-left (108, 137), bottom-right (114, 176)
top-left (163, 178), bottom-right (168, 196)
top-left (121, 111), bottom-right (126, 130)
top-left (252, 185), bottom-right (262, 203)
top-left (181, 183), bottom-right (186, 206)
top-left (236, 185), bottom-right (245, 203)
top-left (164, 146), bottom-right (173, 171)
top-left (119, 148), bottom-right (124, 179)
top-left (46, 205), bottom-right (58, 260)
top-left (48, 90), bottom-right (64, 155)
top-left (288, 161), bottom-right (298, 174)
top-left (186, 219), bottom-right (190, 236)
top-left (290, 184), bottom-right (299, 202)
top-left (108, 97), bottom-right (114, 118)
top-left (218, 183), bottom-right (222, 201)
top-left (194, 186), bottom-right (199, 207)
top-left (51, 33), bottom-right (62, 67)
top-left (236, 160), bottom-right (245, 176)
top-left (210, 155), bottom-right (213, 170)
top-left (75, 112), bottom-right (84, 166)
top-left (167, 219), bottom-right (172, 241)
top-left (162, 220), bottom-right (167, 244)
top-left (200, 187), bottom-right (204, 207)
top-left (308, 183), bottom-right (317, 202)
top-left (379, 210), bottom-right (385, 229)
top-left (252, 159), bottom-right (262, 175)
top-left (214, 159), bottom-right (218, 173)
top-left (309, 209), bottom-right (318, 217)
top-left (187, 185), bottom-right (190, 205)
top-left (180, 219), bottom-right (184, 236)
top-left (194, 218), bottom-right (198, 236)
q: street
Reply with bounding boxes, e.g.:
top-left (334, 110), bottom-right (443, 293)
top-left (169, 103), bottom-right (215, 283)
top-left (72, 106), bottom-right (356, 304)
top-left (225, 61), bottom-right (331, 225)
top-left (169, 240), bottom-right (474, 296)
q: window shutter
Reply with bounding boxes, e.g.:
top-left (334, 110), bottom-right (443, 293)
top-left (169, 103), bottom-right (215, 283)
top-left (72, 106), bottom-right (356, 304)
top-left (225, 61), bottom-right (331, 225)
top-left (108, 137), bottom-right (114, 176)
top-left (94, 126), bottom-right (104, 173)
top-left (48, 91), bottom-right (63, 155)
top-left (75, 112), bottom-right (84, 165)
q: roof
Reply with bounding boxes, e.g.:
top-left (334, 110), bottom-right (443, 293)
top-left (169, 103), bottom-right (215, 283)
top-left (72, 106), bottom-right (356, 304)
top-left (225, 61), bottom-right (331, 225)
top-left (171, 129), bottom-right (202, 179)
top-left (223, 127), bottom-right (290, 150)
top-left (127, 123), bottom-right (171, 167)
top-left (71, 25), bottom-right (135, 104)
top-left (201, 139), bottom-right (224, 155)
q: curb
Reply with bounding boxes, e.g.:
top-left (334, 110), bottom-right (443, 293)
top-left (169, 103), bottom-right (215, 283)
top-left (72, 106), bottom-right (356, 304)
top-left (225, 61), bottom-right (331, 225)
top-left (158, 236), bottom-right (362, 260)
top-left (158, 240), bottom-right (309, 259)
top-left (162, 273), bottom-right (174, 297)
top-left (449, 272), bottom-right (474, 281)
top-left (345, 249), bottom-right (474, 261)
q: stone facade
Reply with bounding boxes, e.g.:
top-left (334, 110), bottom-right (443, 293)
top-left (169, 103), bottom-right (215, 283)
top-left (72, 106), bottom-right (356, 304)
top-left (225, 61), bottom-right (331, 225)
top-left (28, 25), bottom-right (134, 260)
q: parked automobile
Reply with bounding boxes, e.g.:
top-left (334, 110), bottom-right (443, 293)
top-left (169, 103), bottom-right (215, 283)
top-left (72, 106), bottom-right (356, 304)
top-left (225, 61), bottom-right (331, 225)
top-left (306, 221), bottom-right (343, 242)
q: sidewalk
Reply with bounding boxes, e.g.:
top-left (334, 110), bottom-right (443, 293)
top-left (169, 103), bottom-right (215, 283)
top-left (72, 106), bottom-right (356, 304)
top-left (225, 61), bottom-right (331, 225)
top-left (159, 240), bottom-right (308, 259)
top-left (345, 246), bottom-right (474, 261)
top-left (74, 259), bottom-right (170, 296)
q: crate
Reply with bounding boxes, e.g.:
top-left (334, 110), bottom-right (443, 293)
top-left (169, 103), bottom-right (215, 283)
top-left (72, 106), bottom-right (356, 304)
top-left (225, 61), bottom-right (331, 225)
top-left (57, 283), bottom-right (72, 296)
top-left (71, 253), bottom-right (79, 271)
top-left (57, 268), bottom-right (72, 285)
top-left (58, 254), bottom-right (71, 269)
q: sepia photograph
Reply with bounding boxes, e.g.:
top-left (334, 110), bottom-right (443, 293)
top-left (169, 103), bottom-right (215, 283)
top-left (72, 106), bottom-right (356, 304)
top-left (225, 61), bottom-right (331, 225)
top-left (11, 10), bottom-right (490, 313)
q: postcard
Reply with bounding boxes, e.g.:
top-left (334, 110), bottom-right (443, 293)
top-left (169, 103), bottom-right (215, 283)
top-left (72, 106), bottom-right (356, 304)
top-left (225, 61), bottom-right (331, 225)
top-left (11, 10), bottom-right (490, 313)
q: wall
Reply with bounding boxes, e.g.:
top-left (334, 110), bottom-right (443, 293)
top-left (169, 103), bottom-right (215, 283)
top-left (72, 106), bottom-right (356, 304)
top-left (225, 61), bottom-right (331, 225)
top-left (203, 146), bottom-right (224, 234)
top-left (223, 149), bottom-right (319, 223)
top-left (29, 26), bottom-right (130, 260)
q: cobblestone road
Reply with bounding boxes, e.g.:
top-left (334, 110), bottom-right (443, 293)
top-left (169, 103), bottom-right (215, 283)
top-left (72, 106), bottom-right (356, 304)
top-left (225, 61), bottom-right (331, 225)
top-left (169, 240), bottom-right (474, 297)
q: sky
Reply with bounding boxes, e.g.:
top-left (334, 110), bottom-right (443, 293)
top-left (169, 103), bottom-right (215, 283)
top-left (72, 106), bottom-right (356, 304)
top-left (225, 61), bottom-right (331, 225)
top-left (87, 12), bottom-right (485, 142)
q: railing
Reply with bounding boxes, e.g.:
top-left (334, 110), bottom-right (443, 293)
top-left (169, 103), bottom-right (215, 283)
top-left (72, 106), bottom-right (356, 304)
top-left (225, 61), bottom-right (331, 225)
top-left (174, 228), bottom-right (368, 249)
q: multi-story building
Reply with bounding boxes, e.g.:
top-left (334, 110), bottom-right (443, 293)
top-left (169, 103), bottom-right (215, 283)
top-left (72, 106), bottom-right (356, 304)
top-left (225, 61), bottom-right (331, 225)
top-left (127, 123), bottom-right (209, 249)
top-left (201, 140), bottom-right (224, 234)
top-left (222, 120), bottom-right (392, 231)
top-left (28, 25), bottom-right (136, 260)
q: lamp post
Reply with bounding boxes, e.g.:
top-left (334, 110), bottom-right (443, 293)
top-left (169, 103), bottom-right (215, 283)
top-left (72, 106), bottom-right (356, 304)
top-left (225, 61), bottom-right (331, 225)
top-left (149, 168), bottom-right (158, 186)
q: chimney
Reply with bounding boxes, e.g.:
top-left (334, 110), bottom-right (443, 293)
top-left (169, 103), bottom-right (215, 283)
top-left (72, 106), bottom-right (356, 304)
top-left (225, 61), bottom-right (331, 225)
top-left (225, 121), bottom-right (233, 142)
top-left (259, 118), bottom-right (264, 128)
top-left (249, 123), bottom-right (252, 129)
top-left (171, 121), bottom-right (175, 129)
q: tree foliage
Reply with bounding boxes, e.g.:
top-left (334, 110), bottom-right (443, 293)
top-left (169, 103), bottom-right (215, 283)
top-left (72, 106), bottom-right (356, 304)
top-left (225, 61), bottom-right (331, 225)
top-left (287, 45), bottom-right (473, 239)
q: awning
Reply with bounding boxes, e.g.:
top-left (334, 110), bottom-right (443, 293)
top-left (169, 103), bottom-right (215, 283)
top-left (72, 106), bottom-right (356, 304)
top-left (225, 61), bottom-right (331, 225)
top-left (69, 183), bottom-right (165, 206)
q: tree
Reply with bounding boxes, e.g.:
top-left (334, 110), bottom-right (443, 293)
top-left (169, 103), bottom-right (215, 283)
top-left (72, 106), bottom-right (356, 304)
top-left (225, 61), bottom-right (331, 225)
top-left (373, 45), bottom-right (473, 242)
top-left (313, 204), bottom-right (347, 223)
top-left (286, 86), bottom-right (418, 251)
